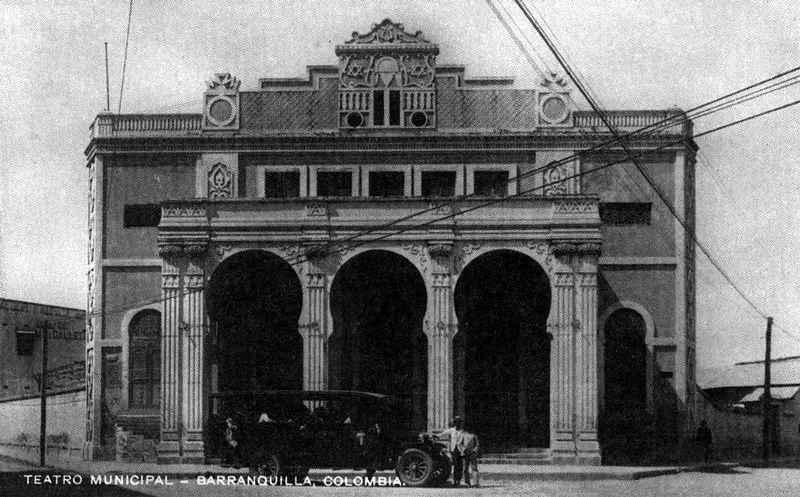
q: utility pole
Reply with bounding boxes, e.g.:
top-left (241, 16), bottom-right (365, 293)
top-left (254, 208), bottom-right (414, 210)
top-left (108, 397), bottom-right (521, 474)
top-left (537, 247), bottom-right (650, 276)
top-left (39, 321), bottom-right (48, 467)
top-left (763, 316), bottom-right (773, 464)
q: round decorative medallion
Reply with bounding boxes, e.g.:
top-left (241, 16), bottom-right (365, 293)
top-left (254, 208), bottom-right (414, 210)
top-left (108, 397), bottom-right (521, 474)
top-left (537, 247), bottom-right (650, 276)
top-left (410, 111), bottom-right (428, 127)
top-left (540, 94), bottom-right (569, 124)
top-left (206, 96), bottom-right (237, 127)
top-left (346, 111), bottom-right (364, 128)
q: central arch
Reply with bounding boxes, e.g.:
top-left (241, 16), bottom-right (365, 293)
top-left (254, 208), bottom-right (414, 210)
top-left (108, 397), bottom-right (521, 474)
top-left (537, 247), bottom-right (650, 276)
top-left (454, 249), bottom-right (551, 451)
top-left (328, 250), bottom-right (428, 431)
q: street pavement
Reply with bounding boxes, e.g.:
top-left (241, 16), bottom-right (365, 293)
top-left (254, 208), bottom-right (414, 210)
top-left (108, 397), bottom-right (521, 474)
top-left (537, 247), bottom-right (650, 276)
top-left (5, 455), bottom-right (800, 497)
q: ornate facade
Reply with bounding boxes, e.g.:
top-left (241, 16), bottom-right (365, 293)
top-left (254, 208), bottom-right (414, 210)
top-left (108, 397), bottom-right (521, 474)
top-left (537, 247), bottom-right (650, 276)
top-left (84, 20), bottom-right (696, 465)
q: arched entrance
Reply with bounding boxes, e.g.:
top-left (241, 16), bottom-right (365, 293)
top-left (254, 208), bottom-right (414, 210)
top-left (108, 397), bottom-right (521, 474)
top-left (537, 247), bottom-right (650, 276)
top-left (603, 308), bottom-right (647, 413)
top-left (328, 250), bottom-right (427, 431)
top-left (454, 250), bottom-right (551, 451)
top-left (207, 251), bottom-right (303, 393)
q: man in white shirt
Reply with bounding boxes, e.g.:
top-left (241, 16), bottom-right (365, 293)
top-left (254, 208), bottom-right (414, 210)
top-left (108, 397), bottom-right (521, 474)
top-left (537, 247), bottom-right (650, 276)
top-left (436, 416), bottom-right (465, 486)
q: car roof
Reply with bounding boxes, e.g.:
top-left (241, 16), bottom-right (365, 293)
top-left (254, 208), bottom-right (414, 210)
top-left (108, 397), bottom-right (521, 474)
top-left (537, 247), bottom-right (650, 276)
top-left (208, 390), bottom-right (393, 402)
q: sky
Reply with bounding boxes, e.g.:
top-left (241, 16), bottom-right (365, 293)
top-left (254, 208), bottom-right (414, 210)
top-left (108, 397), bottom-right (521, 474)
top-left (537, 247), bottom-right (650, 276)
top-left (0, 0), bottom-right (799, 369)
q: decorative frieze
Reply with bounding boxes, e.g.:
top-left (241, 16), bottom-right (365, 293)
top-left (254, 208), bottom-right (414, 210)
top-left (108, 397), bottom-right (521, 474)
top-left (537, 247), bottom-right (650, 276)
top-left (553, 200), bottom-right (597, 214)
top-left (162, 205), bottom-right (206, 218)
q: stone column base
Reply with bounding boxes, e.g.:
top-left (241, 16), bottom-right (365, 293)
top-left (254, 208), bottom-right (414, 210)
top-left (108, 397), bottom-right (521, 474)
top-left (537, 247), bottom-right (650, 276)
top-left (156, 441), bottom-right (181, 464)
top-left (82, 441), bottom-right (101, 461)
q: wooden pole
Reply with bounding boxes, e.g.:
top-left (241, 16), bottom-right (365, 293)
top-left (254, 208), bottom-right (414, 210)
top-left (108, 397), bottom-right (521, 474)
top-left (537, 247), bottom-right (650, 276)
top-left (39, 321), bottom-right (48, 467)
top-left (763, 316), bottom-right (773, 463)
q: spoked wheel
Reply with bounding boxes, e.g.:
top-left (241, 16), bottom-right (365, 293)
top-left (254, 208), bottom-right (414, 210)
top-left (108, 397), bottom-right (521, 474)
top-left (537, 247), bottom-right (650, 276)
top-left (395, 448), bottom-right (434, 487)
top-left (250, 453), bottom-right (281, 477)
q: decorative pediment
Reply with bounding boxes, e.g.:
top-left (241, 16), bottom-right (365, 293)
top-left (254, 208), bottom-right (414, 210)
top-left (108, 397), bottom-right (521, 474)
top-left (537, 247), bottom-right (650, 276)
top-left (345, 19), bottom-right (430, 45)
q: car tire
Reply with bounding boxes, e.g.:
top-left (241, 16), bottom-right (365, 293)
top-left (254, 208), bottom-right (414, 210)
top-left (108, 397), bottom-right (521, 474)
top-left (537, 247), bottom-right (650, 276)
top-left (250, 452), bottom-right (281, 478)
top-left (395, 448), bottom-right (434, 487)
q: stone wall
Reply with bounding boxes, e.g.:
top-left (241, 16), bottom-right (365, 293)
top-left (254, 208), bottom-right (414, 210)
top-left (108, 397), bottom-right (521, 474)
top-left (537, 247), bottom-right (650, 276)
top-left (0, 390), bottom-right (85, 462)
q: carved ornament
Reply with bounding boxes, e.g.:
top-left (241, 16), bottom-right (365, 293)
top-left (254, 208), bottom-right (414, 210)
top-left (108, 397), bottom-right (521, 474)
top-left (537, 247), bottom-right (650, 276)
top-left (553, 200), bottom-right (597, 214)
top-left (344, 19), bottom-right (431, 45)
top-left (552, 243), bottom-right (577, 256)
top-left (158, 244), bottom-right (183, 258)
top-left (427, 243), bottom-right (452, 259)
top-left (208, 162), bottom-right (233, 199)
top-left (206, 73), bottom-right (241, 91)
top-left (162, 205), bottom-right (206, 217)
top-left (576, 243), bottom-right (601, 256)
top-left (184, 244), bottom-right (208, 258)
top-left (305, 203), bottom-right (328, 217)
top-left (303, 243), bottom-right (328, 261)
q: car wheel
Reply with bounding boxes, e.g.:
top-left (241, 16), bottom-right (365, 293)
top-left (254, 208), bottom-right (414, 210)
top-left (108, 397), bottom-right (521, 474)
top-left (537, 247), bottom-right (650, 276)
top-left (251, 452), bottom-right (281, 477)
top-left (395, 448), bottom-right (434, 487)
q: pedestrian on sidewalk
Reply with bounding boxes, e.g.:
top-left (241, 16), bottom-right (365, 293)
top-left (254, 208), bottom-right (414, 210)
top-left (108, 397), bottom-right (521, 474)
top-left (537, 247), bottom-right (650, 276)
top-left (459, 422), bottom-right (480, 488)
top-left (223, 417), bottom-right (242, 468)
top-left (696, 420), bottom-right (712, 463)
top-left (437, 416), bottom-right (464, 487)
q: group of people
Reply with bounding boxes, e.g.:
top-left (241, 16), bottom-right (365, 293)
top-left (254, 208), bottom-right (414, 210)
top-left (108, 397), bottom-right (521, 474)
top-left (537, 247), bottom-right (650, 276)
top-left (437, 416), bottom-right (480, 488)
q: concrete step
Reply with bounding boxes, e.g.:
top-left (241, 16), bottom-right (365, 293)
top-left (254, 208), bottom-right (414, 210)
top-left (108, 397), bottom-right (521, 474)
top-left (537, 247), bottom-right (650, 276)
top-left (479, 457), bottom-right (551, 465)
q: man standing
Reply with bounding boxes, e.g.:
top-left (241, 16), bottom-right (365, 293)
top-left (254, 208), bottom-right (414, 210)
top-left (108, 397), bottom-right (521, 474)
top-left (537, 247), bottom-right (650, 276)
top-left (459, 424), bottom-right (480, 488)
top-left (696, 420), bottom-right (712, 463)
top-left (437, 416), bottom-right (464, 487)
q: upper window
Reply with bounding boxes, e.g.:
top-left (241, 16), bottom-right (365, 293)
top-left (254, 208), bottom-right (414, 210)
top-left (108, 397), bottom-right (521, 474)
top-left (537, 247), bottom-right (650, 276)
top-left (421, 171), bottom-right (456, 197)
top-left (369, 171), bottom-right (405, 197)
top-left (474, 171), bottom-right (509, 196)
top-left (264, 171), bottom-right (300, 198)
top-left (599, 203), bottom-right (652, 225)
top-left (317, 171), bottom-right (354, 197)
top-left (124, 204), bottom-right (161, 228)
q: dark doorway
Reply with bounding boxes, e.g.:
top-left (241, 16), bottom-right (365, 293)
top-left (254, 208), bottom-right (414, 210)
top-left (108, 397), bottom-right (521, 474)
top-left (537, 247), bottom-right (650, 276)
top-left (603, 308), bottom-right (647, 413)
top-left (454, 250), bottom-right (551, 451)
top-left (207, 251), bottom-right (303, 393)
top-left (328, 250), bottom-right (427, 431)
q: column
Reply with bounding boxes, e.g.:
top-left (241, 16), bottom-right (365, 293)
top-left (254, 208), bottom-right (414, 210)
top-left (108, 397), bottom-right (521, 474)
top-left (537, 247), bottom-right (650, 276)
top-left (182, 247), bottom-right (206, 463)
top-left (575, 243), bottom-right (601, 465)
top-left (300, 256), bottom-right (328, 392)
top-left (157, 247), bottom-right (182, 463)
top-left (426, 243), bottom-right (455, 432)
top-left (550, 244), bottom-right (577, 463)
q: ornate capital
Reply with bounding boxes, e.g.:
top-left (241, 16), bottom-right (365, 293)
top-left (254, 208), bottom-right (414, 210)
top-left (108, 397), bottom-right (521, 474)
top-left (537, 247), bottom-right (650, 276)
top-left (158, 244), bottom-right (183, 258)
top-left (303, 243), bottom-right (328, 261)
top-left (576, 243), bottom-right (601, 256)
top-left (427, 243), bottom-right (452, 259)
top-left (184, 244), bottom-right (208, 259)
top-left (552, 243), bottom-right (577, 257)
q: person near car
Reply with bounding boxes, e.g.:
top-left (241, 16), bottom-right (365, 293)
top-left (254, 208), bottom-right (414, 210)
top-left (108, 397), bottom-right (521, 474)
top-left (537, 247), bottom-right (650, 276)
top-left (436, 416), bottom-right (465, 487)
top-left (223, 417), bottom-right (242, 468)
top-left (459, 424), bottom-right (480, 488)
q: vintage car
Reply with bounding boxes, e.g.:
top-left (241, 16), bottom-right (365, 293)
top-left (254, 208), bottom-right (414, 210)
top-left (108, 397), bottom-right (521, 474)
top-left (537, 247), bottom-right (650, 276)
top-left (207, 390), bottom-right (451, 487)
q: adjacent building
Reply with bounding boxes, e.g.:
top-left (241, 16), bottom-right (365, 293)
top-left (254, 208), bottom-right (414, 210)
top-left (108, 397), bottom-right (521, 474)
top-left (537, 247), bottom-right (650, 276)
top-left (84, 19), bottom-right (697, 464)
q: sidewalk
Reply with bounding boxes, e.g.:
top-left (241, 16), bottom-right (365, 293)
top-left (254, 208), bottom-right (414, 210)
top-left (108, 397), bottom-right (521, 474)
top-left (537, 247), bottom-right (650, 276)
top-left (0, 447), bottom-right (684, 481)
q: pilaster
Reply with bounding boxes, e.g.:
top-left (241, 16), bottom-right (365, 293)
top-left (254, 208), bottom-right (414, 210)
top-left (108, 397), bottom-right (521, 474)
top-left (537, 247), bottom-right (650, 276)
top-left (182, 248), bottom-right (207, 463)
top-left (575, 243), bottom-right (601, 465)
top-left (550, 244), bottom-right (576, 463)
top-left (300, 254), bottom-right (328, 393)
top-left (426, 243), bottom-right (456, 432)
top-left (158, 249), bottom-right (182, 463)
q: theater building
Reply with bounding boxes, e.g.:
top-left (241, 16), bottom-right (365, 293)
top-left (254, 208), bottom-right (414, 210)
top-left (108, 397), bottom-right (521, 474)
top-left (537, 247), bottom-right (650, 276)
top-left (84, 20), bottom-right (697, 465)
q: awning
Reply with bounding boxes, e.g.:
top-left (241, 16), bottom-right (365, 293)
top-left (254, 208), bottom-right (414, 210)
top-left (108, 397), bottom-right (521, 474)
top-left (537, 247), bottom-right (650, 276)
top-left (739, 386), bottom-right (800, 403)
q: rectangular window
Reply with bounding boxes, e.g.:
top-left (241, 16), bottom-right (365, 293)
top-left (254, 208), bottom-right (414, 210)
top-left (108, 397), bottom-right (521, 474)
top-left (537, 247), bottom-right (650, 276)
top-left (599, 202), bottom-right (652, 225)
top-left (421, 171), bottom-right (457, 197)
top-left (264, 171), bottom-right (300, 198)
top-left (16, 330), bottom-right (36, 356)
top-left (369, 171), bottom-right (405, 197)
top-left (317, 171), bottom-right (353, 197)
top-left (389, 90), bottom-right (401, 126)
top-left (123, 204), bottom-right (161, 228)
top-left (373, 90), bottom-right (385, 126)
top-left (474, 170), bottom-right (509, 196)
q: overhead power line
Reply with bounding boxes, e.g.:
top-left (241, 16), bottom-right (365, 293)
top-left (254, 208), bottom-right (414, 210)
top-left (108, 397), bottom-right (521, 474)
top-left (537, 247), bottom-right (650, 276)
top-left (511, 0), bottom-right (792, 323)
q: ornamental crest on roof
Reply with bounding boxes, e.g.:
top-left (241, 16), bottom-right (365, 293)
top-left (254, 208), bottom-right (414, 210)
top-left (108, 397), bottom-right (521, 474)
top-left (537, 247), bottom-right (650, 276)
top-left (345, 19), bottom-right (430, 45)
